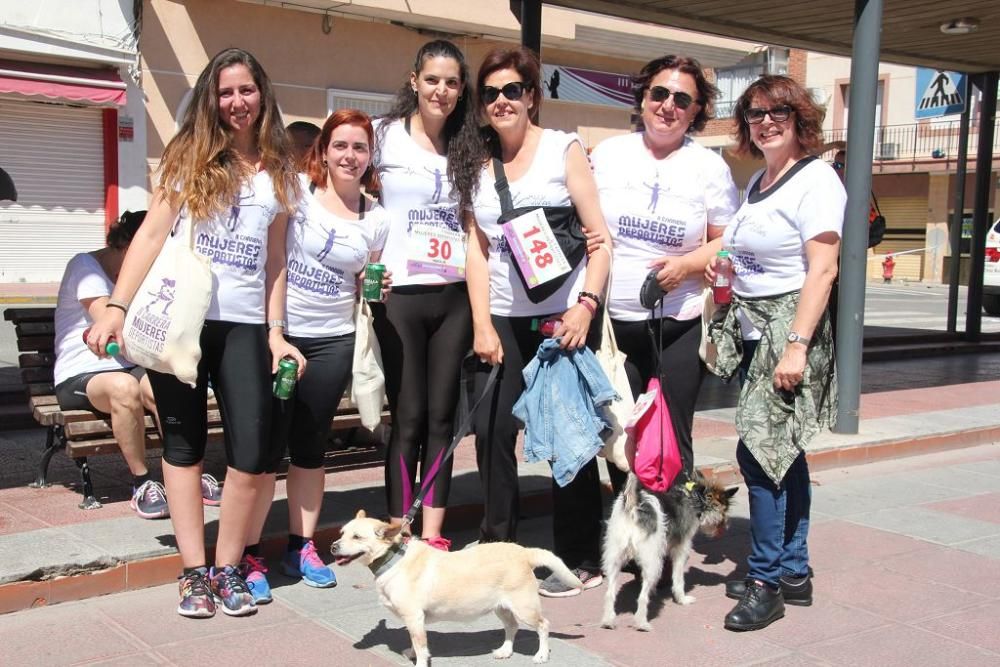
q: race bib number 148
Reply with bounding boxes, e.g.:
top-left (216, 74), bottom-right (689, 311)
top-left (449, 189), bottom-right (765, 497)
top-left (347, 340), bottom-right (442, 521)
top-left (501, 209), bottom-right (571, 287)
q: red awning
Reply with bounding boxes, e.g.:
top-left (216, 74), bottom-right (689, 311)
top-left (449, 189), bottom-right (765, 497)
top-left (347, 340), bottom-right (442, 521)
top-left (0, 58), bottom-right (126, 106)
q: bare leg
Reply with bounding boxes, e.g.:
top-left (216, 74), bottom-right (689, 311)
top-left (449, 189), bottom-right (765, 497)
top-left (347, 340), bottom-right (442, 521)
top-left (162, 459), bottom-right (206, 568)
top-left (287, 465), bottom-right (325, 538)
top-left (245, 472), bottom-right (276, 547)
top-left (86, 373), bottom-right (148, 476)
top-left (138, 374), bottom-right (161, 434)
top-left (216, 467), bottom-right (259, 567)
top-left (420, 505), bottom-right (446, 540)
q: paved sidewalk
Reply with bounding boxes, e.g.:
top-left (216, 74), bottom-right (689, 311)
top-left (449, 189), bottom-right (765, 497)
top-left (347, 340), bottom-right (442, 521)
top-left (2, 442), bottom-right (999, 666)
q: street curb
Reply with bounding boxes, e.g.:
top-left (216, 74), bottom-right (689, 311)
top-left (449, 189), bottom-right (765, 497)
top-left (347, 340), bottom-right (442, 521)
top-left (2, 425), bottom-right (998, 614)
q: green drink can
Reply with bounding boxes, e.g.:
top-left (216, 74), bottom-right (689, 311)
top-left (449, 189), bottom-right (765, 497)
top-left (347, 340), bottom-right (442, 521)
top-left (362, 263), bottom-right (386, 301)
top-left (272, 357), bottom-right (298, 400)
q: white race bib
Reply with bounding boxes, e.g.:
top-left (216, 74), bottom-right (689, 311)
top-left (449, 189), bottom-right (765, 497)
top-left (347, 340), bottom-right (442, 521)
top-left (501, 209), bottom-right (571, 287)
top-left (406, 223), bottom-right (466, 278)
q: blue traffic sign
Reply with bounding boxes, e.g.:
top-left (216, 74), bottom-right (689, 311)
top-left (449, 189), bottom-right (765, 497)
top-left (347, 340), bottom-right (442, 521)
top-left (915, 69), bottom-right (966, 119)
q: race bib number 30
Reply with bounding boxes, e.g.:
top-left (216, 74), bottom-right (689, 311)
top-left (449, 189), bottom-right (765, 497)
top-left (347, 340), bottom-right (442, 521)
top-left (406, 223), bottom-right (466, 278)
top-left (501, 209), bottom-right (571, 287)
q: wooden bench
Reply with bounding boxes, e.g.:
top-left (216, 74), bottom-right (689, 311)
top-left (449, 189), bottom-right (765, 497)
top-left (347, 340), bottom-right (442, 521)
top-left (4, 307), bottom-right (383, 510)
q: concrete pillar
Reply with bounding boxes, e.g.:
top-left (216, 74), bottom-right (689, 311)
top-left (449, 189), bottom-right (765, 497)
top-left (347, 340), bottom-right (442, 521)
top-left (924, 174), bottom-right (950, 283)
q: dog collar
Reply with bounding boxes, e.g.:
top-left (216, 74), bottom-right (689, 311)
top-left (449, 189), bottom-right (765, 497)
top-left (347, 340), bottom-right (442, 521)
top-left (368, 542), bottom-right (407, 578)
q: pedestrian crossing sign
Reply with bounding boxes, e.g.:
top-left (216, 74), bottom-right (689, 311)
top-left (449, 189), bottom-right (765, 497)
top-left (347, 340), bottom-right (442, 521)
top-left (915, 68), bottom-right (967, 119)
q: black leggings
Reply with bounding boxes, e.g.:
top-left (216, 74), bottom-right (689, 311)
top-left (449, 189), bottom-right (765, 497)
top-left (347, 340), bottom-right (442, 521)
top-left (269, 333), bottom-right (354, 471)
top-left (372, 283), bottom-right (472, 516)
top-left (607, 315), bottom-right (703, 493)
top-left (473, 312), bottom-right (604, 572)
top-left (147, 320), bottom-right (273, 473)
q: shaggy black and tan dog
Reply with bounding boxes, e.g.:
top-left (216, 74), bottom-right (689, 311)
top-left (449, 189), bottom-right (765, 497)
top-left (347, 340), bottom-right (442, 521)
top-left (601, 473), bottom-right (737, 631)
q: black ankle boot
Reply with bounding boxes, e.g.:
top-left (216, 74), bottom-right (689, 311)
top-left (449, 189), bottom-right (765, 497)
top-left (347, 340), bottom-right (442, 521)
top-left (726, 570), bottom-right (813, 606)
top-left (724, 580), bottom-right (785, 631)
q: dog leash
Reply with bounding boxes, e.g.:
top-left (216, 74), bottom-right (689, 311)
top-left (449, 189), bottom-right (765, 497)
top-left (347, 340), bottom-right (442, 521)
top-left (399, 357), bottom-right (500, 529)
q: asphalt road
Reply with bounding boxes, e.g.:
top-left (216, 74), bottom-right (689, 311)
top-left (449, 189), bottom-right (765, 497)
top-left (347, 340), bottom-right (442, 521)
top-left (863, 281), bottom-right (1000, 334)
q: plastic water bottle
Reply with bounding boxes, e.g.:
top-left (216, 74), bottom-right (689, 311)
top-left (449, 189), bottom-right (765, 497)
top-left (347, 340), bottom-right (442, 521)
top-left (713, 250), bottom-right (733, 305)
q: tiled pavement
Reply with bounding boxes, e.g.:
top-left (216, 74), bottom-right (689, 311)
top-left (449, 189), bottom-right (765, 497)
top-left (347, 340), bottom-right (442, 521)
top-left (2, 442), bottom-right (999, 666)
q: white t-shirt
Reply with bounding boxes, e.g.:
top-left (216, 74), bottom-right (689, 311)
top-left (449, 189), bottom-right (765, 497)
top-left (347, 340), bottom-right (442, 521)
top-left (285, 176), bottom-right (390, 337)
top-left (165, 169), bottom-right (282, 323)
top-left (592, 133), bottom-right (739, 322)
top-left (471, 129), bottom-right (587, 317)
top-left (54, 253), bottom-right (134, 385)
top-left (374, 119), bottom-right (464, 287)
top-left (723, 157), bottom-right (846, 338)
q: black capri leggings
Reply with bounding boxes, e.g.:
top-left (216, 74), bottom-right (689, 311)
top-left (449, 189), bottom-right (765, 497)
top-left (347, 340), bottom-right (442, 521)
top-left (372, 282), bottom-right (472, 517)
top-left (147, 320), bottom-right (274, 473)
top-left (473, 312), bottom-right (604, 573)
top-left (607, 315), bottom-right (703, 492)
top-left (269, 333), bottom-right (355, 472)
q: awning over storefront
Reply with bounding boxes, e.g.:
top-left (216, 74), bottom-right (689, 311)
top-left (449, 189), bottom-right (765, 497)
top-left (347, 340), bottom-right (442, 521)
top-left (0, 58), bottom-right (126, 106)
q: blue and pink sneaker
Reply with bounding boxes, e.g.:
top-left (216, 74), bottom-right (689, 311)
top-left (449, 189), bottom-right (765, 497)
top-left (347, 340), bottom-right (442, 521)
top-left (208, 565), bottom-right (256, 616)
top-left (238, 554), bottom-right (272, 604)
top-left (282, 539), bottom-right (337, 588)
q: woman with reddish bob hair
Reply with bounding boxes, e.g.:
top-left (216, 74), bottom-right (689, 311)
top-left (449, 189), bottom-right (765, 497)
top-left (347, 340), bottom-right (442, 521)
top-left (241, 108), bottom-right (392, 598)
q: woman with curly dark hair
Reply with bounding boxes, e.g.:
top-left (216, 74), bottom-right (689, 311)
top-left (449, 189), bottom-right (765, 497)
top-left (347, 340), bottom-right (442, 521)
top-left (709, 74), bottom-right (843, 631)
top-left (371, 40), bottom-right (483, 550)
top-left (591, 55), bottom-right (738, 491)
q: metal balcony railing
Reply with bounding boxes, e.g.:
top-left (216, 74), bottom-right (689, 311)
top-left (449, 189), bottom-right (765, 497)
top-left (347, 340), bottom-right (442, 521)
top-left (822, 119), bottom-right (1000, 163)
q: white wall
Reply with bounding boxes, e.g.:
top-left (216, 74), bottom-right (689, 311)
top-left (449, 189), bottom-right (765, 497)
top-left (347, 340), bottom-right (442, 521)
top-left (806, 52), bottom-right (917, 129)
top-left (0, 0), bottom-right (147, 213)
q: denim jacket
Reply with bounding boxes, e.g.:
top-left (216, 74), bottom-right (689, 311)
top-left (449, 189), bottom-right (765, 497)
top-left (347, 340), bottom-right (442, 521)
top-left (513, 338), bottom-right (619, 487)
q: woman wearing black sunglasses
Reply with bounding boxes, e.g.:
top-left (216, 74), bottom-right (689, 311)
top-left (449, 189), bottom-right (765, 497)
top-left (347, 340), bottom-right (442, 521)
top-left (710, 75), bottom-right (843, 631)
top-left (465, 45), bottom-right (612, 597)
top-left (370, 40), bottom-right (483, 552)
top-left (591, 55), bottom-right (738, 494)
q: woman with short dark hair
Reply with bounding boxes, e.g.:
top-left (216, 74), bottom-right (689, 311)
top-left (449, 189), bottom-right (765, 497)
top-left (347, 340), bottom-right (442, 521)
top-left (711, 74), bottom-right (843, 631)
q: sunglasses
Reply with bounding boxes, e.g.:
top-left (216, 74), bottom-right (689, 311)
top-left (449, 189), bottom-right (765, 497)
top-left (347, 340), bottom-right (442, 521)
top-left (648, 86), bottom-right (695, 110)
top-left (744, 105), bottom-right (794, 124)
top-left (481, 81), bottom-right (530, 105)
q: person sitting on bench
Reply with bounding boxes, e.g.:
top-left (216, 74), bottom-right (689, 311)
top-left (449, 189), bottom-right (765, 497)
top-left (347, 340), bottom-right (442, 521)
top-left (53, 210), bottom-right (222, 518)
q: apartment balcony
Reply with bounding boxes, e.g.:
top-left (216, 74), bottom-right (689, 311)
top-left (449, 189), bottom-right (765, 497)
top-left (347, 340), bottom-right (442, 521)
top-left (822, 119), bottom-right (1000, 173)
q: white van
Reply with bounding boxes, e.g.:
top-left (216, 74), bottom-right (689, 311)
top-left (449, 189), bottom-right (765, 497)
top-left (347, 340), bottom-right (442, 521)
top-left (984, 219), bottom-right (1000, 315)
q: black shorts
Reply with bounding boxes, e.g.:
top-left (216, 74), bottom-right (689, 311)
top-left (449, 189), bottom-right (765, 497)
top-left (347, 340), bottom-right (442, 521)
top-left (55, 366), bottom-right (147, 413)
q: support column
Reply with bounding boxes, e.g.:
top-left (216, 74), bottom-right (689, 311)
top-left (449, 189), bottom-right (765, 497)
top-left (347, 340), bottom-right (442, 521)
top-left (512, 0), bottom-right (542, 56)
top-left (947, 75), bottom-right (972, 333)
top-left (834, 0), bottom-right (884, 435)
top-left (965, 71), bottom-right (998, 341)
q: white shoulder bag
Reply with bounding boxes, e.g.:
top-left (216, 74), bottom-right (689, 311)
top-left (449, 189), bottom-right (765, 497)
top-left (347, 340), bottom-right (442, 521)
top-left (350, 298), bottom-right (386, 431)
top-left (122, 215), bottom-right (212, 387)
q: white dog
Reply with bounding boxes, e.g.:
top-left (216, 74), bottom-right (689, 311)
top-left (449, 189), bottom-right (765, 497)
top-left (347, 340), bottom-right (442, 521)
top-left (331, 510), bottom-right (582, 666)
top-left (601, 474), bottom-right (737, 631)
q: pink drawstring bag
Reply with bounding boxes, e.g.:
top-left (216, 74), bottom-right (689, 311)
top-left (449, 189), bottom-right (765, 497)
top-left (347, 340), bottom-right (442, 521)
top-left (625, 378), bottom-right (682, 493)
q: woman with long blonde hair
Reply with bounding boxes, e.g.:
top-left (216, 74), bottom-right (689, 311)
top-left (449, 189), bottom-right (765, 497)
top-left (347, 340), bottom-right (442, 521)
top-left (87, 47), bottom-right (304, 619)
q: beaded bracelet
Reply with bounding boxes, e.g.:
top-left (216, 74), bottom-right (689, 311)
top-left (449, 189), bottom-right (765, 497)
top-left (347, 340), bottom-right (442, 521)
top-left (578, 290), bottom-right (602, 307)
top-left (577, 296), bottom-right (597, 316)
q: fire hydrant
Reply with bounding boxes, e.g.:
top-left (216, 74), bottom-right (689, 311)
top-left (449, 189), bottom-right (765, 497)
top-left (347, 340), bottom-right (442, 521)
top-left (881, 254), bottom-right (896, 284)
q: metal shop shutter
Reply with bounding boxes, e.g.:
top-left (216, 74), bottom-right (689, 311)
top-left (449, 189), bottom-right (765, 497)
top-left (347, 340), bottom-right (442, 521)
top-left (0, 98), bottom-right (105, 283)
top-left (871, 196), bottom-right (927, 281)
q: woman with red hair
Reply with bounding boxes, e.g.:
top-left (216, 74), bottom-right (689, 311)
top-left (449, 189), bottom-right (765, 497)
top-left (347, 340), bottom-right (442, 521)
top-left (241, 109), bottom-right (391, 599)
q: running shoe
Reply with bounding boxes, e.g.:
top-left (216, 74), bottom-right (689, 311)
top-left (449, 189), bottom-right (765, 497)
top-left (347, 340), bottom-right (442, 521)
top-left (177, 568), bottom-right (215, 618)
top-left (239, 554), bottom-right (272, 604)
top-left (200, 473), bottom-right (223, 506)
top-left (209, 565), bottom-right (256, 616)
top-left (282, 540), bottom-right (337, 588)
top-left (129, 479), bottom-right (169, 519)
top-left (538, 568), bottom-right (603, 598)
top-left (424, 536), bottom-right (452, 552)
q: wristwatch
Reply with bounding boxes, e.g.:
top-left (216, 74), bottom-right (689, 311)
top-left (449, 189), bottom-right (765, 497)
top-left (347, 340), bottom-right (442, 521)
top-left (786, 331), bottom-right (810, 346)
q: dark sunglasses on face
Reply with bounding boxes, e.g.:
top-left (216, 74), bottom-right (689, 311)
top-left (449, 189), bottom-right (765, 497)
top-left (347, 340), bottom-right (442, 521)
top-left (481, 81), bottom-right (529, 105)
top-left (648, 86), bottom-right (695, 110)
top-left (744, 105), bottom-right (794, 124)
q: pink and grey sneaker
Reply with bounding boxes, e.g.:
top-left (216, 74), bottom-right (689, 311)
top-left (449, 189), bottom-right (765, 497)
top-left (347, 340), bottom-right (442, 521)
top-left (209, 565), bottom-right (256, 616)
top-left (177, 568), bottom-right (215, 618)
top-left (282, 540), bottom-right (337, 588)
top-left (130, 480), bottom-right (169, 520)
top-left (200, 474), bottom-right (222, 506)
top-left (424, 536), bottom-right (452, 552)
top-left (239, 554), bottom-right (272, 604)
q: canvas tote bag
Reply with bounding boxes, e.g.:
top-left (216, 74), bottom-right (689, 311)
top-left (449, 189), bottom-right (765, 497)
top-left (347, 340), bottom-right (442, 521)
top-left (350, 298), bottom-right (385, 430)
top-left (122, 215), bottom-right (212, 387)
